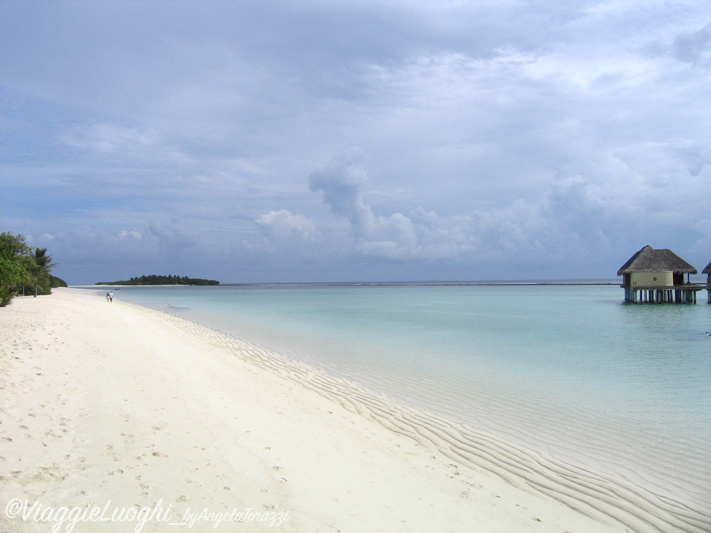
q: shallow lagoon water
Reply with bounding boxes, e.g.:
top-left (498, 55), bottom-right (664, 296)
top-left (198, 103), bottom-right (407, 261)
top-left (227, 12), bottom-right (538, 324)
top-left (93, 282), bottom-right (711, 527)
top-left (105, 284), bottom-right (711, 431)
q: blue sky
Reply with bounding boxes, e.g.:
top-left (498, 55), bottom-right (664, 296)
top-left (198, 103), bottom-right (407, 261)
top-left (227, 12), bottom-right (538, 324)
top-left (2, 1), bottom-right (710, 284)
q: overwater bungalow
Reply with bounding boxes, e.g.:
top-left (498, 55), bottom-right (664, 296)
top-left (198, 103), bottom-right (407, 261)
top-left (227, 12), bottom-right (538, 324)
top-left (617, 245), bottom-right (702, 303)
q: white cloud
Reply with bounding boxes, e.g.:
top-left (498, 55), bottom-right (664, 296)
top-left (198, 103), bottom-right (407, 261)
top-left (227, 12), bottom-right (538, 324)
top-left (60, 123), bottom-right (155, 154)
top-left (255, 210), bottom-right (321, 243)
top-left (673, 21), bottom-right (711, 67)
top-left (119, 230), bottom-right (142, 241)
top-left (308, 149), bottom-right (425, 260)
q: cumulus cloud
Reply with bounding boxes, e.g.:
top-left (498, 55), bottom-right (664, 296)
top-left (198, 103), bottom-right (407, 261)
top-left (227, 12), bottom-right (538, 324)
top-left (673, 21), bottom-right (711, 67)
top-left (303, 149), bottom-right (645, 265)
top-left (255, 210), bottom-right (321, 242)
top-left (119, 229), bottom-right (142, 241)
top-left (304, 149), bottom-right (490, 261)
top-left (308, 149), bottom-right (424, 259)
top-left (308, 148), bottom-right (369, 219)
top-left (307, 150), bottom-right (694, 272)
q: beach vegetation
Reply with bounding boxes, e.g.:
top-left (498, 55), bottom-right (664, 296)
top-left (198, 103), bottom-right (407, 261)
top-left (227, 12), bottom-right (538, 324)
top-left (0, 232), bottom-right (62, 306)
top-left (95, 274), bottom-right (220, 286)
top-left (25, 247), bottom-right (58, 297)
top-left (0, 232), bottom-right (32, 306)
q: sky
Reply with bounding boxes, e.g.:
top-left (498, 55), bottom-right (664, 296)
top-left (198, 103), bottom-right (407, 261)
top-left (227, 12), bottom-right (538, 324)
top-left (1, 0), bottom-right (710, 285)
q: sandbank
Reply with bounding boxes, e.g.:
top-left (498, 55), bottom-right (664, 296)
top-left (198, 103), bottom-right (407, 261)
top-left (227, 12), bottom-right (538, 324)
top-left (0, 288), bottom-right (684, 532)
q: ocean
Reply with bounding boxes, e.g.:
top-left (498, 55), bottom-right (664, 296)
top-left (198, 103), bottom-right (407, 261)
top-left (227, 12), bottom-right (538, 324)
top-left (89, 282), bottom-right (711, 531)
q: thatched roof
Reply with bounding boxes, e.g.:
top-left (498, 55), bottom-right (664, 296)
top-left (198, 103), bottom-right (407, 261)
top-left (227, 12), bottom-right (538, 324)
top-left (703, 261), bottom-right (711, 275)
top-left (617, 245), bottom-right (697, 276)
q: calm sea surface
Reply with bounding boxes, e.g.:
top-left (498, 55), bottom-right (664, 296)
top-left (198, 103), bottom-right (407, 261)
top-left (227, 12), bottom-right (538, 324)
top-left (87, 282), bottom-right (711, 510)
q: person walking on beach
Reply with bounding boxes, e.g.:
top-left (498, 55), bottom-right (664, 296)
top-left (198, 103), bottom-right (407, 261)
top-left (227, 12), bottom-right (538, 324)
top-left (109, 291), bottom-right (113, 302)
top-left (106, 292), bottom-right (110, 302)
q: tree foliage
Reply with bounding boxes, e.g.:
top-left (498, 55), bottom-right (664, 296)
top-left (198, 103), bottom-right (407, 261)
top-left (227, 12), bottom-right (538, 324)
top-left (0, 232), bottom-right (62, 307)
top-left (26, 248), bottom-right (57, 297)
top-left (0, 232), bottom-right (31, 306)
top-left (95, 274), bottom-right (219, 286)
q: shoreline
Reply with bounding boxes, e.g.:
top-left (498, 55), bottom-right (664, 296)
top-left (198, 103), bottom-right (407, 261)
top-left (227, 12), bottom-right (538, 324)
top-left (82, 279), bottom-right (623, 289)
top-left (0, 289), bottom-right (707, 532)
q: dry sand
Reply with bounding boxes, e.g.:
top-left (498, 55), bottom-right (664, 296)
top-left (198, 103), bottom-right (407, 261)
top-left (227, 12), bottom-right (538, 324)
top-left (0, 288), bottom-right (632, 532)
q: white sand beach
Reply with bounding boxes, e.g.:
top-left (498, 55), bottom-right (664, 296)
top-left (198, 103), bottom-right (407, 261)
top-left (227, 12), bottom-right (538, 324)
top-left (0, 288), bottom-right (636, 532)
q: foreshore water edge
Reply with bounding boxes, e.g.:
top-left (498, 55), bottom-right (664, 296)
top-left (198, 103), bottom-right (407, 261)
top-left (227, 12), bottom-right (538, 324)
top-left (1, 288), bottom-right (709, 532)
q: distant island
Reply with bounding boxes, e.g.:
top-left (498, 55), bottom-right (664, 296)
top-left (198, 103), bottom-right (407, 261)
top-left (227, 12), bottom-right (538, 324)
top-left (96, 275), bottom-right (220, 286)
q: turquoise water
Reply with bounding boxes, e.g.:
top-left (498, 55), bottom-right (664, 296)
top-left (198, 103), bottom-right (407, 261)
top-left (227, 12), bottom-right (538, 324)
top-left (103, 283), bottom-right (711, 430)
top-left (92, 283), bottom-right (711, 518)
